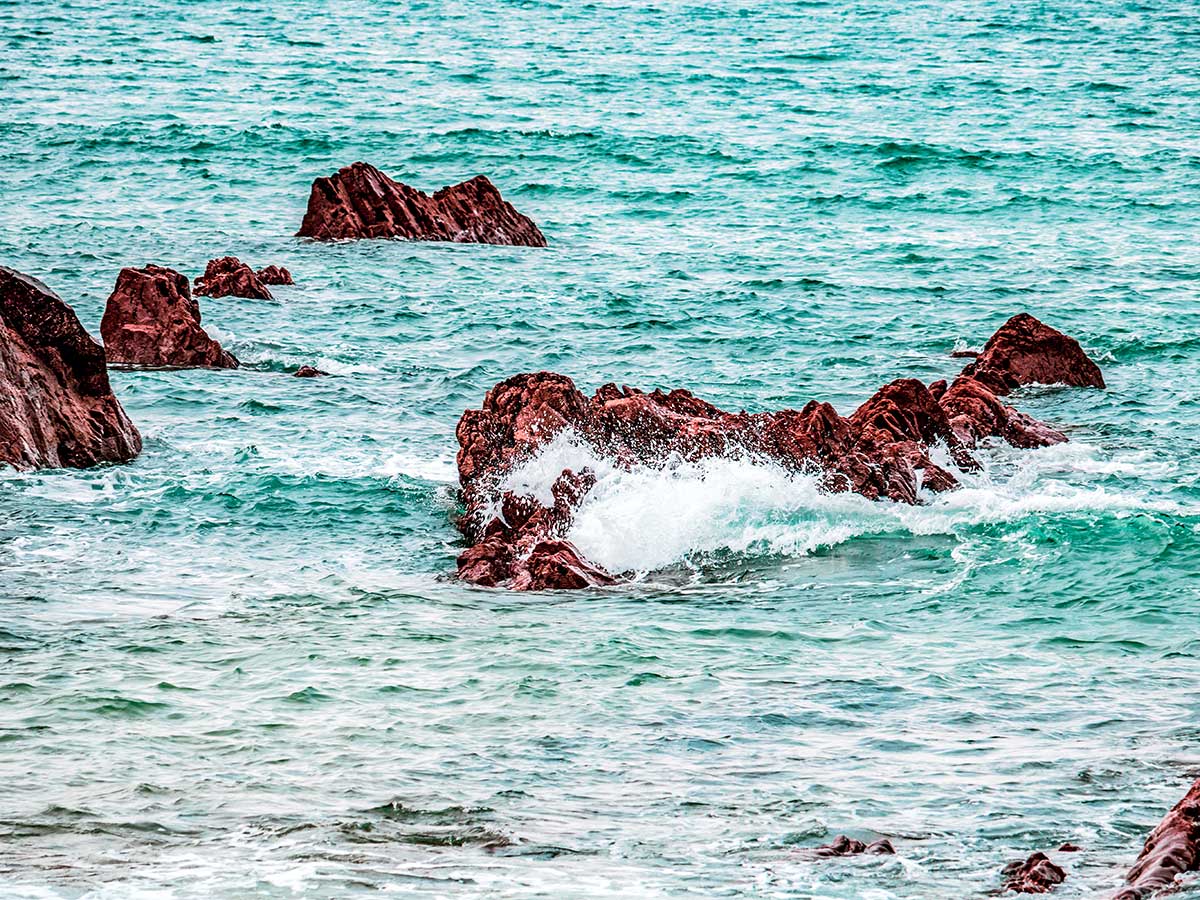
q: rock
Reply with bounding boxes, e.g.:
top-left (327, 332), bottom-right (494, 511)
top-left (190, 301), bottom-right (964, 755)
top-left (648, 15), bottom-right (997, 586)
top-left (293, 365), bottom-right (327, 378)
top-left (101, 265), bottom-right (239, 369)
top-left (255, 265), bottom-right (293, 286)
top-left (939, 376), bottom-right (1067, 449)
top-left (813, 835), bottom-right (896, 857)
top-left (1058, 843), bottom-right (1081, 852)
top-left (962, 313), bottom-right (1105, 395)
top-left (1002, 852), bottom-right (1067, 893)
top-left (1112, 779), bottom-right (1200, 899)
top-left (194, 257), bottom-right (273, 300)
top-left (453, 316), bottom-right (1103, 590)
top-left (0, 266), bottom-right (142, 469)
top-left (296, 162), bottom-right (547, 246)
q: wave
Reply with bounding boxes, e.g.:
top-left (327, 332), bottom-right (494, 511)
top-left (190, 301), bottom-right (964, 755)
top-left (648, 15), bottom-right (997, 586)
top-left (496, 431), bottom-right (1190, 579)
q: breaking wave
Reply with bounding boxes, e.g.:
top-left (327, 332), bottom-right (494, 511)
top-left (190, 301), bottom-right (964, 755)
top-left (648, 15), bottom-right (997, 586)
top-left (497, 431), bottom-right (1189, 578)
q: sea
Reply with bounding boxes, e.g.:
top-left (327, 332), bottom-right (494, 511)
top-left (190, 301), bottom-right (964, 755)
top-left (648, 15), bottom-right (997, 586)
top-left (2, 0), bottom-right (1199, 897)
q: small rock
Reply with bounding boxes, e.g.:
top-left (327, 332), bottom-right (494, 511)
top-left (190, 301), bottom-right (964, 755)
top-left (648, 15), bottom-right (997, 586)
top-left (194, 256), bottom-right (272, 300)
top-left (293, 365), bottom-right (328, 378)
top-left (1002, 852), bottom-right (1067, 893)
top-left (256, 265), bottom-right (293, 286)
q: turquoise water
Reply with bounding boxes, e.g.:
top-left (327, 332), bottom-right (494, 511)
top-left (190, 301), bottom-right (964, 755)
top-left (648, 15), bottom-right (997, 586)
top-left (3, 1), bottom-right (1200, 897)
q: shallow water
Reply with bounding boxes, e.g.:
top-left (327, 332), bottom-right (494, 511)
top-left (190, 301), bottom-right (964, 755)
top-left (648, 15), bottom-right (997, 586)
top-left (3, 0), bottom-right (1200, 896)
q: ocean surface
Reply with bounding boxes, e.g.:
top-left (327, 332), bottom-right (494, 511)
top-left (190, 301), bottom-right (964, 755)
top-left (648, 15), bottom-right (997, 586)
top-left (2, 1), bottom-right (1200, 897)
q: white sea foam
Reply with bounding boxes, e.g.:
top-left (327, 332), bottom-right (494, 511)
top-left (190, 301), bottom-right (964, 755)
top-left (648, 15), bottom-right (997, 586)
top-left (494, 431), bottom-right (1190, 577)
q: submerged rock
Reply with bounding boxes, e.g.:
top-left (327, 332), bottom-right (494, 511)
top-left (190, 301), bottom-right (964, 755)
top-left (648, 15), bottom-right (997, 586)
top-left (814, 835), bottom-right (896, 857)
top-left (1112, 779), bottom-right (1200, 899)
top-left (101, 265), bottom-right (239, 369)
top-left (1003, 852), bottom-right (1067, 893)
top-left (0, 266), bottom-right (141, 469)
top-left (453, 315), bottom-right (1103, 590)
top-left (255, 265), bottom-right (293, 286)
top-left (293, 365), bottom-right (327, 378)
top-left (194, 256), bottom-right (273, 300)
top-left (296, 161), bottom-right (547, 246)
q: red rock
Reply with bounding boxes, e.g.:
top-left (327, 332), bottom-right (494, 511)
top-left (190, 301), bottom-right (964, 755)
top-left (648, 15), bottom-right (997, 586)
top-left (1112, 779), bottom-right (1200, 899)
top-left (962, 313), bottom-right (1105, 395)
top-left (939, 376), bottom-right (1067, 449)
top-left (293, 365), bottom-right (327, 378)
top-left (194, 256), bottom-right (272, 300)
top-left (453, 317), bottom-right (1104, 590)
top-left (0, 266), bottom-right (141, 469)
top-left (101, 265), bottom-right (238, 369)
top-left (814, 835), bottom-right (896, 857)
top-left (1058, 843), bottom-right (1081, 852)
top-left (296, 162), bottom-right (547, 246)
top-left (255, 265), bottom-right (293, 286)
top-left (1002, 852), bottom-right (1067, 893)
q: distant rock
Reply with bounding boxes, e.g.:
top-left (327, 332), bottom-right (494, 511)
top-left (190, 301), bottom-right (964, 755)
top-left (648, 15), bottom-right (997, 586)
top-left (1057, 842), bottom-right (1081, 852)
top-left (256, 265), bottom-right (293, 286)
top-left (452, 315), bottom-right (1104, 590)
top-left (1112, 778), bottom-right (1200, 899)
top-left (101, 265), bottom-right (238, 369)
top-left (194, 256), bottom-right (272, 300)
top-left (296, 162), bottom-right (547, 246)
top-left (0, 266), bottom-right (141, 469)
top-left (961, 313), bottom-right (1105, 395)
top-left (293, 365), bottom-right (327, 378)
top-left (1002, 852), bottom-right (1066, 893)
top-left (814, 835), bottom-right (896, 857)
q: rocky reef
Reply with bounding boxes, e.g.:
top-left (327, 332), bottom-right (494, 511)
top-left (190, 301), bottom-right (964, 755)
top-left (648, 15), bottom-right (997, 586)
top-left (296, 162), bottom-right (547, 246)
top-left (101, 265), bottom-right (238, 369)
top-left (0, 266), bottom-right (141, 469)
top-left (454, 315), bottom-right (1104, 590)
top-left (1003, 852), bottom-right (1067, 893)
top-left (255, 264), bottom-right (293, 286)
top-left (1112, 779), bottom-right (1200, 899)
top-left (194, 257), bottom-right (273, 300)
top-left (814, 835), bottom-right (896, 857)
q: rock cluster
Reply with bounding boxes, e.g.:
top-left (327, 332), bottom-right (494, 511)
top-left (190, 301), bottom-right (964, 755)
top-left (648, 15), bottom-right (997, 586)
top-left (101, 265), bottom-right (238, 369)
top-left (1112, 779), bottom-right (1200, 899)
top-left (194, 257), bottom-right (273, 300)
top-left (1002, 852), bottom-right (1067, 893)
top-left (296, 162), bottom-right (547, 246)
top-left (814, 835), bottom-right (896, 857)
top-left (454, 315), bottom-right (1104, 590)
top-left (0, 266), bottom-right (141, 469)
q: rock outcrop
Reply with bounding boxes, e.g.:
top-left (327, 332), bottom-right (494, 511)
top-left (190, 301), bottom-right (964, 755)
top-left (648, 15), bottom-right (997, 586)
top-left (194, 257), bottom-right (273, 300)
top-left (293, 365), bottom-right (327, 378)
top-left (0, 266), bottom-right (142, 469)
top-left (813, 835), bottom-right (896, 857)
top-left (296, 162), bottom-right (547, 246)
top-left (962, 313), bottom-right (1105, 395)
top-left (1003, 852), bottom-right (1067, 893)
top-left (101, 265), bottom-right (238, 369)
top-left (453, 315), bottom-right (1104, 590)
top-left (256, 265), bottom-right (293, 286)
top-left (1112, 779), bottom-right (1200, 899)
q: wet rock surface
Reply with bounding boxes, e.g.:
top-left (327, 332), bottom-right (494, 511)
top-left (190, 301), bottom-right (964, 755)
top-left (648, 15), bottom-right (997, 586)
top-left (255, 265), bottom-right (293, 286)
top-left (1003, 852), bottom-right (1067, 893)
top-left (101, 265), bottom-right (239, 369)
top-left (1112, 779), bottom-right (1200, 899)
top-left (813, 835), bottom-right (896, 857)
top-left (0, 266), bottom-right (141, 469)
top-left (294, 365), bottom-right (328, 378)
top-left (194, 256), bottom-right (273, 300)
top-left (453, 315), bottom-right (1104, 589)
top-left (296, 161), bottom-right (547, 246)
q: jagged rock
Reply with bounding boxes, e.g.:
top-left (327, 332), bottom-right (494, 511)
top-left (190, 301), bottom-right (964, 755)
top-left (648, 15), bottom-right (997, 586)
top-left (1113, 779), bottom-right (1200, 899)
top-left (452, 315), bottom-right (1103, 590)
top-left (0, 266), bottom-right (141, 469)
top-left (255, 265), bottom-right (293, 286)
top-left (296, 161), bottom-right (547, 246)
top-left (293, 365), bottom-right (327, 378)
top-left (813, 835), bottom-right (896, 857)
top-left (1003, 852), bottom-right (1067, 893)
top-left (101, 265), bottom-right (238, 369)
top-left (194, 257), bottom-right (272, 300)
top-left (962, 313), bottom-right (1105, 395)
